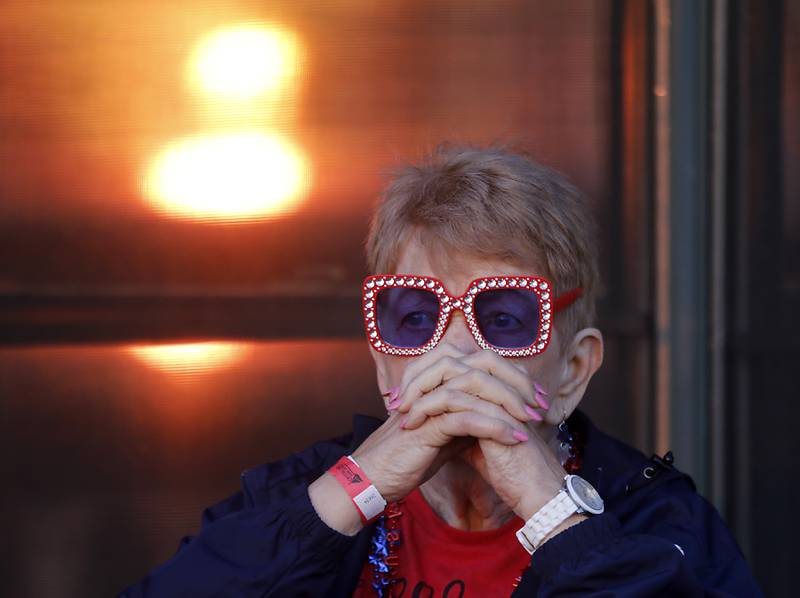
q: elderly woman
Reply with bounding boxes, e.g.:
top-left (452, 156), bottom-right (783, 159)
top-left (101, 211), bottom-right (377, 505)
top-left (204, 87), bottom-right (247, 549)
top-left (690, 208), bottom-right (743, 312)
top-left (122, 146), bottom-right (761, 597)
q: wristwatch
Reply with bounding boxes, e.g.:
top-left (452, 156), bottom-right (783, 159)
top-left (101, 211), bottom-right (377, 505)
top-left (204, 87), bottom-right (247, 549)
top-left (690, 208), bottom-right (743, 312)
top-left (516, 474), bottom-right (604, 555)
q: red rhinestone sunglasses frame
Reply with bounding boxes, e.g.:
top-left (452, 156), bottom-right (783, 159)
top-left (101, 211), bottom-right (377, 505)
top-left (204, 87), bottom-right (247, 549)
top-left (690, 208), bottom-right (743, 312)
top-left (362, 274), bottom-right (582, 358)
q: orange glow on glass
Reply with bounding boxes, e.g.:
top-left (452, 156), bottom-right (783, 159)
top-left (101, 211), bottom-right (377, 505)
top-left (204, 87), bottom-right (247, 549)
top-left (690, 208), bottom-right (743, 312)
top-left (127, 341), bottom-right (251, 374)
top-left (142, 132), bottom-right (310, 222)
top-left (188, 24), bottom-right (301, 100)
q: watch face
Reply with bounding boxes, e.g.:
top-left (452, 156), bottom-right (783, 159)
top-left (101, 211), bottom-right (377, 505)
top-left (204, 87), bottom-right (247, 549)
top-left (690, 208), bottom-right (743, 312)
top-left (566, 475), bottom-right (604, 515)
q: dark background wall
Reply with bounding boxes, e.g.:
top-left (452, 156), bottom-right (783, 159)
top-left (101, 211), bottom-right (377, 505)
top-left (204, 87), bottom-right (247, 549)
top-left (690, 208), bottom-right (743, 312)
top-left (0, 1), bottom-right (796, 596)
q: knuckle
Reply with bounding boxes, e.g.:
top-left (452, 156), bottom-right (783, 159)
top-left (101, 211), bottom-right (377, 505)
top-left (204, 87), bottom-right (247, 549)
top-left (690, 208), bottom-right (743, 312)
top-left (504, 385), bottom-right (522, 403)
top-left (456, 388), bottom-right (474, 402)
top-left (443, 387), bottom-right (459, 402)
top-left (443, 341), bottom-right (465, 356)
top-left (420, 393), bottom-right (441, 412)
top-left (521, 377), bottom-right (534, 395)
top-left (466, 368), bottom-right (485, 384)
top-left (452, 390), bottom-right (473, 408)
top-left (405, 378), bottom-right (421, 397)
top-left (425, 385), bottom-right (444, 401)
top-left (481, 400), bottom-right (504, 418)
top-left (462, 350), bottom-right (484, 367)
top-left (478, 348), bottom-right (497, 364)
top-left (493, 420), bottom-right (509, 436)
top-left (442, 355), bottom-right (459, 369)
top-left (453, 410), bottom-right (470, 425)
top-left (442, 371), bottom-right (465, 390)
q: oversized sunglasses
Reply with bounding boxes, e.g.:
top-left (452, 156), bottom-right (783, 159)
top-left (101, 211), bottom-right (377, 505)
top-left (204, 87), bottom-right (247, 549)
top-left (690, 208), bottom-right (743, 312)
top-left (362, 274), bottom-right (582, 357)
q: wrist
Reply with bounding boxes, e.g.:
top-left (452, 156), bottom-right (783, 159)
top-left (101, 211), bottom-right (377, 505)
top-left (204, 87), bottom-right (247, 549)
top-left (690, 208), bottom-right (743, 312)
top-left (350, 450), bottom-right (397, 503)
top-left (515, 474), bottom-right (604, 555)
top-left (327, 455), bottom-right (387, 525)
top-left (537, 512), bottom-right (589, 547)
top-left (513, 477), bottom-right (564, 522)
top-left (308, 471), bottom-right (365, 536)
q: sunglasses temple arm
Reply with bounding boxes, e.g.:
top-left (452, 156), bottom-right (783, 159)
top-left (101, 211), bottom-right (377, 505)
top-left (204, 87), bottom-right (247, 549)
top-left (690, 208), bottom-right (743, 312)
top-left (552, 287), bottom-right (583, 312)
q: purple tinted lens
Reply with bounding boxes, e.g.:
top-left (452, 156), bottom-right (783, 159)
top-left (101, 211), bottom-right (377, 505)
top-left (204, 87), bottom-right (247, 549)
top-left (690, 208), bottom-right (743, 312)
top-left (376, 287), bottom-right (440, 348)
top-left (473, 288), bottom-right (540, 349)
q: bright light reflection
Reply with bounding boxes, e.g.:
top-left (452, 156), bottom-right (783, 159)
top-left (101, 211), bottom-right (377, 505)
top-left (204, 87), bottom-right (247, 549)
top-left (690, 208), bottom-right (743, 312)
top-left (128, 342), bottom-right (250, 374)
top-left (143, 132), bottom-right (310, 222)
top-left (189, 24), bottom-right (300, 100)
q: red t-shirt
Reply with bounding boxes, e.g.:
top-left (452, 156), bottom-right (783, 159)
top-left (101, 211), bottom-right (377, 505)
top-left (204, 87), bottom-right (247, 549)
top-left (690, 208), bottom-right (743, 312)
top-left (353, 488), bottom-right (531, 597)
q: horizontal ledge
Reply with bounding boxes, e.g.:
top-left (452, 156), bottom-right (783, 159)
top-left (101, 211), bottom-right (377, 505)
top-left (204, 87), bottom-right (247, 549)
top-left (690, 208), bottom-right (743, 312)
top-left (0, 293), bottom-right (362, 346)
top-left (0, 292), bottom-right (653, 346)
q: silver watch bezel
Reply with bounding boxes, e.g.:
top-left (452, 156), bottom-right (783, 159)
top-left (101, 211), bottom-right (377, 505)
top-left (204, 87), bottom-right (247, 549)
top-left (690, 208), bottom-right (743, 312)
top-left (564, 474), bottom-right (604, 515)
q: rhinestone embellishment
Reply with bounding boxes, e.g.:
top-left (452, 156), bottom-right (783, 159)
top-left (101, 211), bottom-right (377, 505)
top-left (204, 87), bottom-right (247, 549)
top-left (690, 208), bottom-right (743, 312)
top-left (362, 274), bottom-right (566, 358)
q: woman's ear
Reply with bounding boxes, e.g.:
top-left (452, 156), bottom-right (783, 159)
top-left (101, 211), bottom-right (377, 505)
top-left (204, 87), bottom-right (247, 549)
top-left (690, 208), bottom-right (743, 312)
top-left (553, 327), bottom-right (604, 418)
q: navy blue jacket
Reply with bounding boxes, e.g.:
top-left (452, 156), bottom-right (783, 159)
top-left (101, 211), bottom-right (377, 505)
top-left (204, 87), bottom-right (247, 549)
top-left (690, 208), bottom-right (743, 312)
top-left (121, 411), bottom-right (763, 597)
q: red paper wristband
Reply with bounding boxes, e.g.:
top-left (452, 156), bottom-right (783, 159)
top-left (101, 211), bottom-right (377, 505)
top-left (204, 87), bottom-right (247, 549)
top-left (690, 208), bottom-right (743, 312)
top-left (329, 455), bottom-right (387, 524)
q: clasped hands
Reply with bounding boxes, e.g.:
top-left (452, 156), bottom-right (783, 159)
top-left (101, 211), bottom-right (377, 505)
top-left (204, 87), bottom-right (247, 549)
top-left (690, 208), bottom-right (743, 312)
top-left (353, 342), bottom-right (571, 523)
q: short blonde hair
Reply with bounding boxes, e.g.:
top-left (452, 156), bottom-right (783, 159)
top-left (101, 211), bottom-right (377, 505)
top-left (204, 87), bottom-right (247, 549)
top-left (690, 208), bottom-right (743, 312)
top-left (364, 145), bottom-right (600, 345)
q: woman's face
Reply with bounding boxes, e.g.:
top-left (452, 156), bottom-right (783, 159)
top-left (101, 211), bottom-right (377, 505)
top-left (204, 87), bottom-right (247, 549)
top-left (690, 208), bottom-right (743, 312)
top-left (369, 235), bottom-right (568, 429)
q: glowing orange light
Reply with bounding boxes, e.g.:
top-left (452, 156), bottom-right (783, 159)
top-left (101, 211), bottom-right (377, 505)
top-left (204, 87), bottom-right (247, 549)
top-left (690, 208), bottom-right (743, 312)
top-left (188, 24), bottom-right (300, 100)
top-left (127, 341), bottom-right (250, 374)
top-left (142, 132), bottom-right (310, 222)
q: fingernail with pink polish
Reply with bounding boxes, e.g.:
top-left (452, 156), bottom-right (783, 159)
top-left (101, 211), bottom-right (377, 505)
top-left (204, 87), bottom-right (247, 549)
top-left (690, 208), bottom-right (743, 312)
top-left (387, 398), bottom-right (402, 411)
top-left (512, 430), bottom-right (529, 442)
top-left (525, 405), bottom-right (544, 421)
top-left (534, 382), bottom-right (549, 396)
top-left (535, 392), bottom-right (550, 410)
top-left (389, 386), bottom-right (400, 401)
top-left (399, 416), bottom-right (409, 429)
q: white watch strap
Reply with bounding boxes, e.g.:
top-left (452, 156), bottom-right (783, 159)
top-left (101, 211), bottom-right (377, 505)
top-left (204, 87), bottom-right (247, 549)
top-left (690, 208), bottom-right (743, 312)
top-left (516, 490), bottom-right (579, 555)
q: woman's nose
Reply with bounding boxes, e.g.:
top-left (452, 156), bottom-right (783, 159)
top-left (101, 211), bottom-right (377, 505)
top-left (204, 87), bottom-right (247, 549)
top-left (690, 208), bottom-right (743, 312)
top-left (440, 311), bottom-right (482, 354)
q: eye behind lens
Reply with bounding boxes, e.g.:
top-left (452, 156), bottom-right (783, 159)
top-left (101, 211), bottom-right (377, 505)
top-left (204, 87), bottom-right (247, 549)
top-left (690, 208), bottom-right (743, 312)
top-left (473, 288), bottom-right (540, 349)
top-left (376, 286), bottom-right (439, 348)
